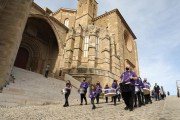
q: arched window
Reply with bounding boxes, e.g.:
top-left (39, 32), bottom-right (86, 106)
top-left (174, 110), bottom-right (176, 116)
top-left (95, 37), bottom-right (99, 58)
top-left (124, 31), bottom-right (132, 52)
top-left (84, 36), bottom-right (89, 57)
top-left (65, 19), bottom-right (69, 28)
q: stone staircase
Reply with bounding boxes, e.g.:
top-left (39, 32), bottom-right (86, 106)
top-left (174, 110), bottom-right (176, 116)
top-left (0, 67), bottom-right (80, 107)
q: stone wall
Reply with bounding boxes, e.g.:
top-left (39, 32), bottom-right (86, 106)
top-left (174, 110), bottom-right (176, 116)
top-left (0, 0), bottom-right (33, 89)
top-left (0, 0), bottom-right (8, 17)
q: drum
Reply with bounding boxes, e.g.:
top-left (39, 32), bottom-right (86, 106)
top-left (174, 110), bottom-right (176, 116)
top-left (117, 90), bottom-right (120, 95)
top-left (104, 89), bottom-right (116, 97)
top-left (135, 86), bottom-right (139, 93)
top-left (61, 89), bottom-right (67, 94)
top-left (143, 88), bottom-right (150, 95)
top-left (100, 89), bottom-right (105, 96)
top-left (120, 83), bottom-right (132, 93)
top-left (79, 88), bottom-right (85, 94)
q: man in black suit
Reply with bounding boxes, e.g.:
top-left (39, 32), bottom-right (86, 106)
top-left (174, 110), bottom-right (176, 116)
top-left (154, 83), bottom-right (160, 101)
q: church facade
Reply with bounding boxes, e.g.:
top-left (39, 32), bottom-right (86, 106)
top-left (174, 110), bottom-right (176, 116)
top-left (0, 0), bottom-right (139, 89)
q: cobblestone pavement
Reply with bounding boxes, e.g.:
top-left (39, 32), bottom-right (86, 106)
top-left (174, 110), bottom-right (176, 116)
top-left (0, 96), bottom-right (169, 120)
top-left (159, 96), bottom-right (180, 120)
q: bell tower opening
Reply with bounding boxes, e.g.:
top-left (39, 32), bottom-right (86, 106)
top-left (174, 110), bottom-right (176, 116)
top-left (75, 0), bottom-right (98, 27)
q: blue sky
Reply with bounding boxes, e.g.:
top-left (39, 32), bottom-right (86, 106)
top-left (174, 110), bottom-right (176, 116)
top-left (34, 0), bottom-right (180, 95)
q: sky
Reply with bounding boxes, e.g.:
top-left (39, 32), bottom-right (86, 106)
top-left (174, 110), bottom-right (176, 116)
top-left (34, 0), bottom-right (180, 95)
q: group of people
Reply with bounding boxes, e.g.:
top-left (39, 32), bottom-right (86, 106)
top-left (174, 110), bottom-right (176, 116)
top-left (153, 83), bottom-right (166, 101)
top-left (63, 64), bottom-right (166, 111)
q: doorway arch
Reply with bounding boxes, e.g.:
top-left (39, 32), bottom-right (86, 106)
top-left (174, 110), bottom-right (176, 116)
top-left (14, 47), bottom-right (29, 69)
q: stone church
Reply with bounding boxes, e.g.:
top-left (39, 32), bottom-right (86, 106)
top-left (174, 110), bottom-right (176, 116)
top-left (0, 0), bottom-right (139, 89)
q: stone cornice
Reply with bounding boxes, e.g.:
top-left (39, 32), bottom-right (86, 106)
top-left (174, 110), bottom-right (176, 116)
top-left (53, 8), bottom-right (77, 16)
top-left (94, 9), bottom-right (137, 39)
top-left (32, 2), bottom-right (46, 14)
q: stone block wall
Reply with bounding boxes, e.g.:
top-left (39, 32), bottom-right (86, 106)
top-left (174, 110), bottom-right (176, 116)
top-left (0, 0), bottom-right (33, 89)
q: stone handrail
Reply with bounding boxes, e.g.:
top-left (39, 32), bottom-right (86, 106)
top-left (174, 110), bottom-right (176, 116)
top-left (64, 74), bottom-right (81, 89)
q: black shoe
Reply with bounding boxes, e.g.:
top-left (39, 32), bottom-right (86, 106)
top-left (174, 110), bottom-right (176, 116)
top-left (80, 103), bottom-right (83, 105)
top-left (85, 102), bottom-right (87, 105)
top-left (124, 106), bottom-right (129, 110)
top-left (139, 105), bottom-right (141, 107)
top-left (150, 101), bottom-right (152, 104)
top-left (67, 104), bottom-right (69, 106)
top-left (141, 103), bottom-right (145, 106)
top-left (130, 108), bottom-right (133, 111)
top-left (110, 101), bottom-right (113, 102)
top-left (134, 105), bottom-right (137, 108)
top-left (106, 101), bottom-right (108, 103)
top-left (92, 106), bottom-right (96, 109)
top-left (63, 104), bottom-right (67, 107)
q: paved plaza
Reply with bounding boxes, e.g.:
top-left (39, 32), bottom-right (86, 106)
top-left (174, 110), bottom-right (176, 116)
top-left (0, 96), bottom-right (179, 120)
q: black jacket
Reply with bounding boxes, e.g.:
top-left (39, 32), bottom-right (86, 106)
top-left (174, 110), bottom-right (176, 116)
top-left (154, 85), bottom-right (160, 93)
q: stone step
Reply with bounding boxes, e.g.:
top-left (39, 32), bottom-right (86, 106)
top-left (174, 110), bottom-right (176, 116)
top-left (0, 102), bottom-right (19, 107)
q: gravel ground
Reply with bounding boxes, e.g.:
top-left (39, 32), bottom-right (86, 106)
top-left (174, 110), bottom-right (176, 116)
top-left (0, 96), bottom-right (169, 120)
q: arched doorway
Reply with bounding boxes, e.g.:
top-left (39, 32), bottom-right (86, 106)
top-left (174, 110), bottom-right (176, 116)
top-left (14, 47), bottom-right (29, 69)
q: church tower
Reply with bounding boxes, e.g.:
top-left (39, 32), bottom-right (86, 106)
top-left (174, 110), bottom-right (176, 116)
top-left (75, 0), bottom-right (98, 27)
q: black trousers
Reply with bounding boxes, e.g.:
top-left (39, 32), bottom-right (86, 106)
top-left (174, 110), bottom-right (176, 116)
top-left (140, 92), bottom-right (145, 104)
top-left (45, 70), bottom-right (49, 77)
top-left (122, 86), bottom-right (135, 109)
top-left (96, 94), bottom-right (100, 103)
top-left (134, 91), bottom-right (141, 106)
top-left (145, 94), bottom-right (152, 104)
top-left (91, 98), bottom-right (95, 108)
top-left (106, 97), bottom-right (108, 103)
top-left (113, 95), bottom-right (117, 105)
top-left (65, 91), bottom-right (70, 105)
top-left (117, 94), bottom-right (121, 101)
top-left (161, 95), bottom-right (164, 99)
top-left (81, 91), bottom-right (87, 103)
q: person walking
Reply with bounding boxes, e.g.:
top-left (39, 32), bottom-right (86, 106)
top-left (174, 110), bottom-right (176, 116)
top-left (154, 83), bottom-right (160, 101)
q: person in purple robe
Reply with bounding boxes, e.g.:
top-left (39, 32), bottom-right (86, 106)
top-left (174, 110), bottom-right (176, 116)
top-left (119, 65), bottom-right (137, 111)
top-left (63, 80), bottom-right (72, 107)
top-left (134, 77), bottom-right (142, 107)
top-left (139, 77), bottom-right (145, 105)
top-left (104, 83), bottom-right (110, 103)
top-left (111, 80), bottom-right (119, 106)
top-left (143, 78), bottom-right (152, 104)
top-left (90, 84), bottom-right (97, 109)
top-left (96, 81), bottom-right (102, 104)
top-left (80, 77), bottom-right (88, 105)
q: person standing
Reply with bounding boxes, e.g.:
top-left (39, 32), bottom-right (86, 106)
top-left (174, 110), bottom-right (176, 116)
top-left (63, 80), bottom-right (72, 107)
top-left (96, 81), bottom-right (102, 104)
top-left (134, 77), bottom-right (142, 107)
top-left (160, 86), bottom-right (165, 100)
top-left (89, 84), bottom-right (97, 109)
top-left (111, 80), bottom-right (119, 106)
top-left (104, 83), bottom-right (110, 103)
top-left (44, 64), bottom-right (50, 78)
top-left (80, 77), bottom-right (88, 105)
top-left (154, 83), bottom-right (160, 101)
top-left (167, 91), bottom-right (170, 96)
top-left (120, 65), bottom-right (137, 111)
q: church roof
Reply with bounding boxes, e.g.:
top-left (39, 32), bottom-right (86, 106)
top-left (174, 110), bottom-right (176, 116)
top-left (94, 9), bottom-right (137, 39)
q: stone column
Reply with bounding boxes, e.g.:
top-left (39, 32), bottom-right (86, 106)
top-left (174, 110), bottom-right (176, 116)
top-left (88, 26), bottom-right (96, 68)
top-left (101, 29), bottom-right (110, 71)
top-left (71, 27), bottom-right (83, 68)
top-left (36, 58), bottom-right (43, 74)
top-left (0, 0), bottom-right (33, 89)
top-left (64, 29), bottom-right (75, 68)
